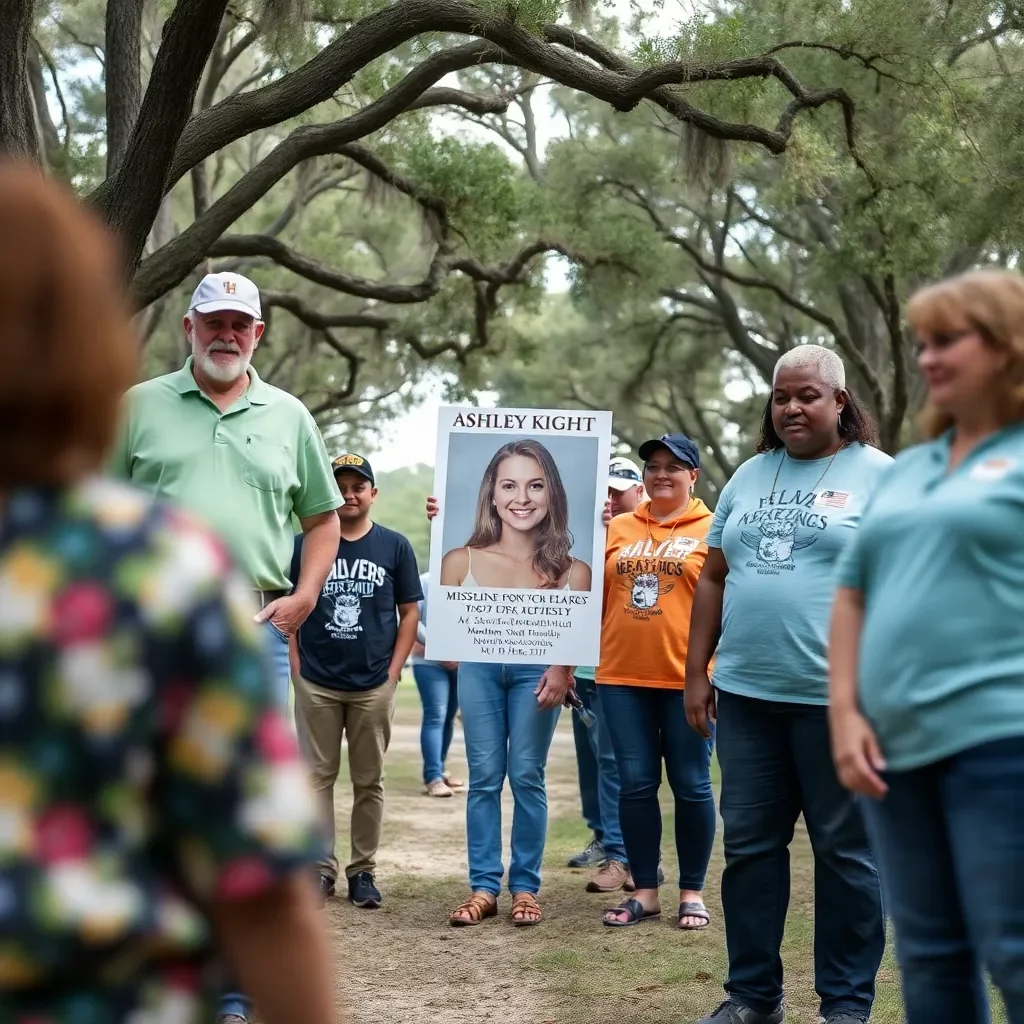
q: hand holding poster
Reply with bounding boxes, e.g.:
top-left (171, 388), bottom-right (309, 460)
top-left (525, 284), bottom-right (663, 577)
top-left (426, 408), bottom-right (613, 666)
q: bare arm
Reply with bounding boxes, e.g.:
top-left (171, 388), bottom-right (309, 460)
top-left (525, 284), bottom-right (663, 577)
top-left (569, 561), bottom-right (593, 592)
top-left (389, 602), bottom-right (419, 683)
top-left (439, 548), bottom-right (468, 586)
top-left (828, 586), bottom-right (887, 798)
top-left (295, 511), bottom-right (340, 609)
top-left (256, 512), bottom-right (339, 635)
top-left (288, 633), bottom-right (301, 684)
top-left (684, 547), bottom-right (729, 738)
top-left (212, 873), bottom-right (336, 1024)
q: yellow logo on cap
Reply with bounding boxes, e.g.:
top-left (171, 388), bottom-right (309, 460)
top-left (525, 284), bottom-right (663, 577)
top-left (224, 281), bottom-right (237, 294)
top-left (333, 454), bottom-right (364, 467)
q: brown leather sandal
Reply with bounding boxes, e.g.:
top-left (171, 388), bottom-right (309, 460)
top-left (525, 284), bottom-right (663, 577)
top-left (448, 891), bottom-right (497, 927)
top-left (511, 891), bottom-right (542, 927)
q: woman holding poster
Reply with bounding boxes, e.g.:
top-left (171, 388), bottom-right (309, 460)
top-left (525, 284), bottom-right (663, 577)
top-left (427, 477), bottom-right (574, 927)
top-left (439, 438), bottom-right (593, 591)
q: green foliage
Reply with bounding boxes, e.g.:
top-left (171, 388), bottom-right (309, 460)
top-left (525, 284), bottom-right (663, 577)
top-left (373, 464), bottom-right (434, 568)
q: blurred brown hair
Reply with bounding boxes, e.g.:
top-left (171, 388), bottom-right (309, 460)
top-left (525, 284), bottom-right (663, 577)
top-left (0, 162), bottom-right (136, 487)
top-left (907, 269), bottom-right (1024, 438)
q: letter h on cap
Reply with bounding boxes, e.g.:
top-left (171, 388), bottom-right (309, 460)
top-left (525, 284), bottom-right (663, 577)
top-left (224, 281), bottom-right (237, 294)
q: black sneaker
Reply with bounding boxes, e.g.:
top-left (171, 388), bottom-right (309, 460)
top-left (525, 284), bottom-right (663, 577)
top-left (822, 1014), bottom-right (868, 1024)
top-left (317, 873), bottom-right (336, 908)
top-left (348, 871), bottom-right (382, 908)
top-left (568, 836), bottom-right (606, 868)
top-left (696, 1000), bottom-right (785, 1024)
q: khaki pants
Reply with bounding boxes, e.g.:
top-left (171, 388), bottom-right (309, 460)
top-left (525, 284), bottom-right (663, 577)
top-left (294, 675), bottom-right (395, 881)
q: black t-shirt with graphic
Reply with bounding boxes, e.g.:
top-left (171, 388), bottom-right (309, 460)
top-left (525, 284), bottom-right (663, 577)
top-left (291, 524), bottom-right (423, 691)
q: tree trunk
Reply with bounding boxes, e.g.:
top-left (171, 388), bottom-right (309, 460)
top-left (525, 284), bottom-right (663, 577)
top-left (94, 0), bottom-right (231, 277)
top-left (106, 0), bottom-right (145, 176)
top-left (0, 0), bottom-right (40, 162)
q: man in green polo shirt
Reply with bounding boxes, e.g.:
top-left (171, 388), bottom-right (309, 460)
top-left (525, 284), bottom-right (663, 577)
top-left (111, 272), bottom-right (340, 1024)
top-left (110, 271), bottom-right (341, 715)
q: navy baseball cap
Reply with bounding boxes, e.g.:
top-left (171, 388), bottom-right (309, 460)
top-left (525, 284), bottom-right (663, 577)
top-left (638, 434), bottom-right (700, 469)
top-left (332, 453), bottom-right (374, 485)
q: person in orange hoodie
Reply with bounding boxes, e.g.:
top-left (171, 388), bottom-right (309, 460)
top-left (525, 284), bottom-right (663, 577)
top-left (597, 433), bottom-right (716, 930)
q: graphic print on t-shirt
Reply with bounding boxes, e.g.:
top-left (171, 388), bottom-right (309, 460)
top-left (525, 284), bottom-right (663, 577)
top-left (615, 535), bottom-right (699, 620)
top-left (323, 556), bottom-right (387, 639)
top-left (736, 487), bottom-right (831, 575)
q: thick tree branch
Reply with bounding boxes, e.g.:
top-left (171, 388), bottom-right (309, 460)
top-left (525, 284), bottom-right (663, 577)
top-left (132, 69), bottom-right (512, 306)
top-left (262, 290), bottom-right (394, 332)
top-left (91, 0), bottom-right (232, 273)
top-left (205, 233), bottom-right (561, 307)
top-left (105, 0), bottom-right (145, 175)
top-left (94, 0), bottom-right (867, 219)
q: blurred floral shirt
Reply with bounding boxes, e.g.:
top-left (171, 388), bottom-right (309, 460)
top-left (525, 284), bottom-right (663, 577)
top-left (0, 480), bottom-right (319, 1022)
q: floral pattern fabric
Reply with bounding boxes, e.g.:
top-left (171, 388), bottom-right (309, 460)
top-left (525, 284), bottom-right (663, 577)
top-left (0, 479), bottom-right (318, 1022)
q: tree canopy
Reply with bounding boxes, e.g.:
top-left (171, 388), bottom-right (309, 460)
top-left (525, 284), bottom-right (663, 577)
top-left (4, 0), bottom-right (1022, 463)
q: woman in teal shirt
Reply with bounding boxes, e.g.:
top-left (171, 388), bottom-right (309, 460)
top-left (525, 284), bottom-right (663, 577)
top-left (831, 269), bottom-right (1024, 1024)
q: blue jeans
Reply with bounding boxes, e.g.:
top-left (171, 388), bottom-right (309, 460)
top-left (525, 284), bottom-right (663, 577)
top-left (860, 735), bottom-right (1024, 1024)
top-left (572, 678), bottom-right (626, 862)
top-left (218, 621), bottom-right (293, 1021)
top-left (263, 620), bottom-right (291, 712)
top-left (458, 662), bottom-right (560, 895)
top-left (598, 684), bottom-right (715, 890)
top-left (413, 662), bottom-right (459, 785)
top-left (716, 689), bottom-right (884, 1018)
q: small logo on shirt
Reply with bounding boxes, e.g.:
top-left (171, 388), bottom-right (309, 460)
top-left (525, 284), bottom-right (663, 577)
top-left (630, 572), bottom-right (674, 613)
top-left (331, 592), bottom-right (363, 632)
top-left (741, 519), bottom-right (817, 568)
top-left (970, 457), bottom-right (1016, 482)
top-left (815, 490), bottom-right (850, 508)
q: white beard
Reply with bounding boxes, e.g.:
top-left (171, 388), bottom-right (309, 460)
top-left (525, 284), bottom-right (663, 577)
top-left (191, 335), bottom-right (251, 383)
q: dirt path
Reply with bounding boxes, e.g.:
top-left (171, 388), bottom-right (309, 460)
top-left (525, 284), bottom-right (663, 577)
top-left (316, 688), bottom-right (912, 1024)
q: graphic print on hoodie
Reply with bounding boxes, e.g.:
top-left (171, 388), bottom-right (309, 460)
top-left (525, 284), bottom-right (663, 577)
top-left (596, 497), bottom-right (713, 690)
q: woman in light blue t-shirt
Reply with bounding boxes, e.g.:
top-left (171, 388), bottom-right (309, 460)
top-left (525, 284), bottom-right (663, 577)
top-left (685, 345), bottom-right (891, 1024)
top-left (831, 270), bottom-right (1024, 1024)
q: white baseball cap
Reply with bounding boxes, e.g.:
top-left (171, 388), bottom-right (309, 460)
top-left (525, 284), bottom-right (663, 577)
top-left (188, 272), bottom-right (262, 320)
top-left (608, 456), bottom-right (643, 492)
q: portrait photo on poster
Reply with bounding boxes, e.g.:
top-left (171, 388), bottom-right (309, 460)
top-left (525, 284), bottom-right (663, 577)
top-left (439, 432), bottom-right (597, 592)
top-left (426, 408), bottom-right (612, 667)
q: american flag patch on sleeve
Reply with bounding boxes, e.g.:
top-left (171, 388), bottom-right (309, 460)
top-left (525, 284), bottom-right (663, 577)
top-left (815, 490), bottom-right (850, 508)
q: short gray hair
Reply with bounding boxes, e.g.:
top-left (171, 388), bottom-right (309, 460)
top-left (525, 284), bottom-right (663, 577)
top-left (772, 344), bottom-right (846, 391)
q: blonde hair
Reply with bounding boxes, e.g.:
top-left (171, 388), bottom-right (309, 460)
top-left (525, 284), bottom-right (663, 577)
top-left (907, 270), bottom-right (1024, 438)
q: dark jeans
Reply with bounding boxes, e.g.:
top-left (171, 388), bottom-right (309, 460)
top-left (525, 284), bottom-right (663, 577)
top-left (412, 662), bottom-right (459, 785)
top-left (598, 684), bottom-right (715, 890)
top-left (572, 679), bottom-right (601, 836)
top-left (860, 735), bottom-right (1024, 1024)
top-left (571, 678), bottom-right (625, 862)
top-left (716, 689), bottom-right (885, 1019)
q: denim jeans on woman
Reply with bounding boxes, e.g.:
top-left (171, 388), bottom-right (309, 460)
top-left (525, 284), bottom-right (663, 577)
top-left (412, 661), bottom-right (459, 785)
top-left (597, 684), bottom-right (715, 890)
top-left (860, 735), bottom-right (1024, 1024)
top-left (457, 662), bottom-right (560, 895)
top-left (715, 689), bottom-right (885, 1020)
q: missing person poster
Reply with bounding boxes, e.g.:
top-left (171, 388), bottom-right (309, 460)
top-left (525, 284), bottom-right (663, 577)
top-left (425, 407), bottom-right (613, 665)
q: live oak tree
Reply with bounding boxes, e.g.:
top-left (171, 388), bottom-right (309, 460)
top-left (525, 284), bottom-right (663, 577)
top-left (2, 0), bottom-right (897, 443)
top-left (482, 0), bottom-right (1024, 461)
